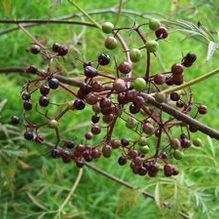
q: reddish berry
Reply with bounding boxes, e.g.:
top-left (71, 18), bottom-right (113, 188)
top-left (198, 105), bottom-right (208, 114)
top-left (171, 64), bottom-right (184, 75)
top-left (40, 85), bottom-right (50, 95)
top-left (118, 61), bottom-right (132, 74)
top-left (30, 44), bottom-right (40, 54)
top-left (155, 26), bottom-right (168, 39)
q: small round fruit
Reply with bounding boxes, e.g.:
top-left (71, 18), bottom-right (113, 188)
top-left (74, 99), bottom-right (86, 110)
top-left (138, 137), bottom-right (148, 146)
top-left (40, 85), bottom-right (50, 95)
top-left (98, 53), bottom-right (110, 65)
top-left (118, 61), bottom-right (132, 74)
top-left (140, 145), bottom-right (150, 154)
top-left (48, 77), bottom-right (59, 89)
top-left (24, 130), bottom-right (34, 140)
top-left (57, 46), bottom-right (68, 56)
top-left (121, 138), bottom-right (129, 147)
top-left (102, 22), bottom-right (114, 34)
top-left (171, 64), bottom-right (184, 75)
top-left (105, 36), bottom-right (118, 50)
top-left (130, 48), bottom-right (142, 62)
top-left (85, 132), bottom-right (93, 140)
top-left (52, 43), bottom-right (60, 52)
top-left (48, 119), bottom-right (59, 129)
top-left (30, 44), bottom-right (40, 54)
top-left (23, 100), bottom-right (32, 111)
top-left (133, 77), bottom-right (146, 91)
top-left (113, 78), bottom-right (126, 92)
top-left (170, 138), bottom-right (180, 149)
top-left (91, 125), bottom-right (101, 135)
top-left (154, 92), bottom-right (165, 103)
top-left (125, 117), bottom-right (138, 129)
top-left (164, 164), bottom-right (173, 176)
top-left (170, 92), bottom-right (180, 101)
top-left (22, 91), bottom-right (31, 100)
top-left (198, 105), bottom-right (208, 114)
top-left (153, 74), bottom-right (166, 85)
top-left (118, 156), bottom-right (127, 165)
top-left (85, 93), bottom-right (98, 105)
top-left (102, 145), bottom-right (112, 157)
top-left (173, 150), bottom-right (183, 160)
top-left (26, 65), bottom-right (37, 73)
top-left (155, 26), bottom-right (168, 39)
top-left (51, 148), bottom-right (61, 158)
top-left (145, 40), bottom-right (159, 53)
top-left (84, 66), bottom-right (98, 78)
top-left (11, 116), bottom-right (20, 125)
top-left (39, 96), bottom-right (49, 107)
top-left (148, 18), bottom-right (160, 31)
top-left (193, 138), bottom-right (202, 147)
top-left (143, 122), bottom-right (155, 135)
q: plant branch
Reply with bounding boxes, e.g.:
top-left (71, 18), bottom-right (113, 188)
top-left (1, 66), bottom-right (219, 139)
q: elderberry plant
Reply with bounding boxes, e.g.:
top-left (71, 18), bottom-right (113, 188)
top-left (17, 17), bottom-right (209, 178)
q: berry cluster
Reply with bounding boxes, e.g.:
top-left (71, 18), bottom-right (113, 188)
top-left (18, 18), bottom-right (207, 177)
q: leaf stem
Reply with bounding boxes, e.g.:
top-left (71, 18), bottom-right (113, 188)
top-left (68, 0), bottom-right (101, 29)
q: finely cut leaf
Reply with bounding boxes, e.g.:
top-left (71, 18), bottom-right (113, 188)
top-left (154, 183), bottom-right (161, 208)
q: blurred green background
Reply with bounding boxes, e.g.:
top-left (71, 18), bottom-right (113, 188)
top-left (0, 0), bottom-right (219, 219)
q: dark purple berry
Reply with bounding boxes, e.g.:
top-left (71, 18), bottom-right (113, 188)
top-left (48, 77), bottom-right (59, 89)
top-left (23, 100), bottom-right (32, 111)
top-left (91, 125), bottom-right (101, 135)
top-left (75, 159), bottom-right (84, 168)
top-left (24, 130), bottom-right (34, 140)
top-left (102, 145), bottom-right (112, 157)
top-left (155, 26), bottom-right (168, 39)
top-left (30, 44), bottom-right (40, 54)
top-left (91, 115), bottom-right (100, 123)
top-left (170, 92), bottom-right (180, 101)
top-left (74, 99), bottom-right (85, 110)
top-left (171, 64), bottom-right (184, 75)
top-left (40, 85), bottom-right (50, 95)
top-left (52, 43), bottom-right (60, 52)
top-left (26, 65), bottom-right (37, 73)
top-left (84, 66), bottom-right (98, 78)
top-left (153, 74), bottom-right (166, 85)
top-left (57, 46), bottom-right (68, 56)
top-left (80, 83), bottom-right (92, 95)
top-left (98, 53), bottom-right (110, 65)
top-left (198, 105), bottom-right (208, 114)
top-left (63, 140), bottom-right (75, 149)
top-left (176, 100), bottom-right (184, 108)
top-left (129, 104), bottom-right (140, 114)
top-left (121, 138), bottom-right (129, 147)
top-left (11, 116), bottom-right (20, 125)
top-left (22, 91), bottom-right (31, 100)
top-left (118, 156), bottom-right (127, 165)
top-left (51, 148), bottom-right (61, 158)
top-left (164, 164), bottom-right (173, 176)
top-left (39, 96), bottom-right (49, 107)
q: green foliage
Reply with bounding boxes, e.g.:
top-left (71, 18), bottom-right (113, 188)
top-left (0, 0), bottom-right (219, 219)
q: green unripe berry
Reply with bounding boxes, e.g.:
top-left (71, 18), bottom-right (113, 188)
top-left (125, 117), bottom-right (138, 129)
top-left (102, 22), bottom-right (114, 34)
top-left (130, 48), bottom-right (142, 62)
top-left (105, 36), bottom-right (118, 50)
top-left (149, 18), bottom-right (160, 31)
top-left (193, 138), bottom-right (202, 147)
top-left (48, 119), bottom-right (59, 129)
top-left (173, 149), bottom-right (184, 160)
top-left (140, 145), bottom-right (150, 154)
top-left (133, 77), bottom-right (147, 91)
top-left (145, 40), bottom-right (159, 53)
top-left (138, 136), bottom-right (148, 146)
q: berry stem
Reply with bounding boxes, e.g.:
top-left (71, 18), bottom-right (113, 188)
top-left (59, 82), bottom-right (78, 97)
top-left (145, 51), bottom-right (151, 81)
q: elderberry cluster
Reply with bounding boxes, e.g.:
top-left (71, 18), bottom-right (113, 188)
top-left (16, 18), bottom-right (208, 177)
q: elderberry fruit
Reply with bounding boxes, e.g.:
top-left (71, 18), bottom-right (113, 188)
top-left (39, 95), bottom-right (49, 107)
top-left (84, 66), bottom-right (98, 78)
top-left (11, 116), bottom-right (20, 125)
top-left (24, 130), bottom-right (34, 140)
top-left (118, 61), bottom-right (132, 74)
top-left (113, 78), bottom-right (126, 92)
top-left (130, 48), bottom-right (142, 62)
top-left (48, 119), bottom-right (59, 129)
top-left (198, 105), bottom-right (208, 114)
top-left (170, 92), bottom-right (180, 101)
top-left (23, 100), bottom-right (32, 111)
top-left (133, 77), bottom-right (146, 91)
top-left (193, 138), bottom-right (202, 147)
top-left (105, 36), bottom-right (118, 50)
top-left (48, 77), bottom-right (59, 89)
top-left (153, 74), bottom-right (166, 85)
top-left (118, 156), bottom-right (127, 165)
top-left (155, 26), bottom-right (168, 39)
top-left (40, 85), bottom-right (50, 95)
top-left (51, 148), bottom-right (61, 158)
top-left (145, 40), bottom-right (159, 53)
top-left (57, 46), bottom-right (68, 56)
top-left (98, 53), bottom-right (110, 65)
top-left (22, 91), bottom-right (31, 100)
top-left (91, 125), bottom-right (101, 135)
top-left (26, 65), bottom-right (37, 73)
top-left (102, 22), bottom-right (114, 34)
top-left (173, 150), bottom-right (183, 160)
top-left (164, 164), bottom-right (173, 176)
top-left (102, 145), bottom-right (112, 157)
top-left (30, 44), bottom-right (40, 54)
top-left (63, 140), bottom-right (75, 149)
top-left (171, 64), bottom-right (184, 75)
top-left (52, 43), bottom-right (60, 52)
top-left (121, 138), bottom-right (129, 147)
top-left (91, 115), bottom-right (100, 123)
top-left (148, 18), bottom-right (160, 31)
top-left (74, 99), bottom-right (85, 110)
